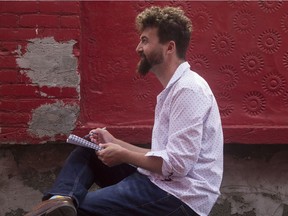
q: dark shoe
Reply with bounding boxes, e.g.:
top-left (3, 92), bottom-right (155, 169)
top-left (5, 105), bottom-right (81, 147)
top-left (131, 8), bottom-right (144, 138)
top-left (24, 196), bottom-right (76, 216)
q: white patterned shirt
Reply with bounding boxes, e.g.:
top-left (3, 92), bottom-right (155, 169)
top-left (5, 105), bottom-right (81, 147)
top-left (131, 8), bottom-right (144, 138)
top-left (138, 62), bottom-right (223, 216)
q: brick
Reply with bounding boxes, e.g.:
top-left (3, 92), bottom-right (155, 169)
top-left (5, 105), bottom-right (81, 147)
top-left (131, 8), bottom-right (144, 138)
top-left (0, 2), bottom-right (39, 14)
top-left (0, 14), bottom-right (19, 28)
top-left (0, 41), bottom-right (27, 55)
top-left (38, 86), bottom-right (61, 98)
top-left (1, 112), bottom-right (31, 126)
top-left (58, 2), bottom-right (80, 14)
top-left (19, 14), bottom-right (59, 28)
top-left (0, 55), bottom-right (17, 68)
top-left (18, 72), bottom-right (32, 84)
top-left (0, 127), bottom-right (30, 143)
top-left (60, 87), bottom-right (79, 98)
top-left (38, 1), bottom-right (60, 14)
top-left (0, 127), bottom-right (48, 144)
top-left (0, 70), bottom-right (19, 83)
top-left (0, 28), bottom-right (36, 41)
top-left (39, 1), bottom-right (80, 14)
top-left (0, 48), bottom-right (11, 56)
top-left (40, 28), bottom-right (80, 41)
top-left (1, 42), bottom-right (19, 55)
top-left (60, 16), bottom-right (80, 29)
top-left (40, 86), bottom-right (79, 98)
top-left (0, 84), bottom-right (40, 98)
top-left (0, 99), bottom-right (57, 112)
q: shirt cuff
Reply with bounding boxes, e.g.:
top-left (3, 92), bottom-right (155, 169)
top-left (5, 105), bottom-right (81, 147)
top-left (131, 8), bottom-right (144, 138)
top-left (145, 150), bottom-right (173, 177)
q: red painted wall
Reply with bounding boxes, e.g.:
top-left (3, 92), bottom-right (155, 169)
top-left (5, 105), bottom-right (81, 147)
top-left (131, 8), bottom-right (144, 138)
top-left (0, 1), bottom-right (81, 144)
top-left (1, 1), bottom-right (288, 145)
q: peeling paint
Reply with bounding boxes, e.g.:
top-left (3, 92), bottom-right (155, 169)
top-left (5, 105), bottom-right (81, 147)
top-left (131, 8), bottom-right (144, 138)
top-left (16, 37), bottom-right (80, 90)
top-left (28, 101), bottom-right (79, 138)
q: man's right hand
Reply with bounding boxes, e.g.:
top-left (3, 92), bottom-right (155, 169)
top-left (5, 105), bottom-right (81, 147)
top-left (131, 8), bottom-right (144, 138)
top-left (89, 128), bottom-right (116, 144)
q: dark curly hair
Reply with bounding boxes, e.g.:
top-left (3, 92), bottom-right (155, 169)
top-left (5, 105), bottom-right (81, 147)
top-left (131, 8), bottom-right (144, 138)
top-left (136, 6), bottom-right (192, 59)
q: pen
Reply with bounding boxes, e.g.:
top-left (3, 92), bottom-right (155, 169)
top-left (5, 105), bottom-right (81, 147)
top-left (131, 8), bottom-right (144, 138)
top-left (83, 127), bottom-right (106, 139)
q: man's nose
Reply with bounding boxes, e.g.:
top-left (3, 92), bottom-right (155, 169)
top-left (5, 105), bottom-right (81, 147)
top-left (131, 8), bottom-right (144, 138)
top-left (136, 42), bottom-right (142, 54)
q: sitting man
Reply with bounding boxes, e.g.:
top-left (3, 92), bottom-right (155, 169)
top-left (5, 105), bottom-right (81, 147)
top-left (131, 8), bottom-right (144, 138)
top-left (25, 5), bottom-right (223, 216)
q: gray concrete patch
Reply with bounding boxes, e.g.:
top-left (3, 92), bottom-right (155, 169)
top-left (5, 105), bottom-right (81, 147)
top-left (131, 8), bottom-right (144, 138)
top-left (16, 37), bottom-right (79, 89)
top-left (28, 101), bottom-right (80, 138)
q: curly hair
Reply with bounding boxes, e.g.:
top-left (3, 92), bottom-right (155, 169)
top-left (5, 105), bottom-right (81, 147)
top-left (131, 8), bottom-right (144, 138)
top-left (136, 6), bottom-right (192, 59)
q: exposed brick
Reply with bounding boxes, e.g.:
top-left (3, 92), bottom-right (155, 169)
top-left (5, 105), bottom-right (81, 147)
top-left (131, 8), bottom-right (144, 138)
top-left (58, 1), bottom-right (80, 14)
top-left (19, 14), bottom-right (60, 28)
top-left (0, 41), bottom-right (26, 55)
top-left (0, 42), bottom-right (18, 55)
top-left (0, 48), bottom-right (11, 56)
top-left (0, 84), bottom-right (40, 98)
top-left (39, 1), bottom-right (80, 14)
top-left (0, 55), bottom-right (17, 68)
top-left (60, 87), bottom-right (79, 98)
top-left (40, 86), bottom-right (79, 98)
top-left (0, 14), bottom-right (19, 28)
top-left (40, 28), bottom-right (80, 41)
top-left (17, 72), bottom-right (32, 84)
top-left (1, 112), bottom-right (31, 126)
top-left (0, 127), bottom-right (29, 143)
top-left (0, 1), bottom-right (39, 14)
top-left (0, 28), bottom-right (36, 41)
top-left (0, 127), bottom-right (49, 144)
top-left (60, 16), bottom-right (80, 29)
top-left (0, 99), bottom-right (57, 112)
top-left (0, 70), bottom-right (19, 83)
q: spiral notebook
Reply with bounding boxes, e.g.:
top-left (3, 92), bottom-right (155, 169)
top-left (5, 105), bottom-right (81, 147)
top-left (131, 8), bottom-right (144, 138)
top-left (67, 134), bottom-right (102, 151)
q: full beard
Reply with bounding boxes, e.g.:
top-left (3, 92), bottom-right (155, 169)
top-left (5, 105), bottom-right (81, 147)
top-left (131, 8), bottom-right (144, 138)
top-left (137, 49), bottom-right (163, 76)
top-left (137, 56), bottom-right (152, 76)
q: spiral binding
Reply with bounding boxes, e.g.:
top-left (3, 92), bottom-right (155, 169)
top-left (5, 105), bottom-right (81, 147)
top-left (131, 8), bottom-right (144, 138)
top-left (67, 134), bottom-right (102, 151)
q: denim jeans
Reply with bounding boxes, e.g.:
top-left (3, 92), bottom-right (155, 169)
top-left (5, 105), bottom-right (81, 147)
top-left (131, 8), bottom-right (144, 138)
top-left (44, 147), bottom-right (198, 216)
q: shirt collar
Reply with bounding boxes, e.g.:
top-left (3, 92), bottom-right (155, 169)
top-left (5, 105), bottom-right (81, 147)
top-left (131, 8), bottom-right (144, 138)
top-left (165, 61), bottom-right (190, 89)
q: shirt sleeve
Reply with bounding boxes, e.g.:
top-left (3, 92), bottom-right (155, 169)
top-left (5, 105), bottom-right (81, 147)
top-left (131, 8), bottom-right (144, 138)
top-left (149, 86), bottom-right (212, 178)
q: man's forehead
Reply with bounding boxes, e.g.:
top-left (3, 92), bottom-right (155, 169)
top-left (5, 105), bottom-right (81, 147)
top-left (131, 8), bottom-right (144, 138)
top-left (140, 27), bottom-right (158, 38)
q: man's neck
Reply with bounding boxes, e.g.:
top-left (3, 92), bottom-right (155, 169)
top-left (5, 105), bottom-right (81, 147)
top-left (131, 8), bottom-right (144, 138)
top-left (152, 59), bottom-right (185, 88)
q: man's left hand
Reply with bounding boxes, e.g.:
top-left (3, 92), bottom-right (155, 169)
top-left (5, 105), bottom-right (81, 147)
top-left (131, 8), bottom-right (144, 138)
top-left (96, 143), bottom-right (126, 167)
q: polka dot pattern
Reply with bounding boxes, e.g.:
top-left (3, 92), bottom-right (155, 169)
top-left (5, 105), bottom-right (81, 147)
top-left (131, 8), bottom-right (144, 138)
top-left (139, 62), bottom-right (223, 216)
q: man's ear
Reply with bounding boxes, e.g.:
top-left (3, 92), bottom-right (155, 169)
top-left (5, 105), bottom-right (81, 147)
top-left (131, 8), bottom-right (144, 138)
top-left (167, 41), bottom-right (176, 54)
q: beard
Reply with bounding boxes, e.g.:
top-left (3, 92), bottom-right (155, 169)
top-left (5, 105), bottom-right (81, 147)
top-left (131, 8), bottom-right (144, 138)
top-left (137, 48), bottom-right (164, 76)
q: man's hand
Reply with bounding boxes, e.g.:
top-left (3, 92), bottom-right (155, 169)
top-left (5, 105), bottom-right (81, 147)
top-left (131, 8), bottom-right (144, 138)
top-left (89, 128), bottom-right (116, 144)
top-left (96, 143), bottom-right (126, 167)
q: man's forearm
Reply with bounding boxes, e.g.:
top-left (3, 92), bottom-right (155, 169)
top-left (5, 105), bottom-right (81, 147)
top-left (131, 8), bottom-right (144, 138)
top-left (115, 138), bottom-right (150, 154)
top-left (121, 149), bottom-right (163, 174)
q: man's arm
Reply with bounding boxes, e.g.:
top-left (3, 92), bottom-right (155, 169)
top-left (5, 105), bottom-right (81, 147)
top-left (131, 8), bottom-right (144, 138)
top-left (89, 128), bottom-right (162, 173)
top-left (114, 138), bottom-right (150, 154)
top-left (97, 142), bottom-right (163, 175)
top-left (89, 128), bottom-right (150, 154)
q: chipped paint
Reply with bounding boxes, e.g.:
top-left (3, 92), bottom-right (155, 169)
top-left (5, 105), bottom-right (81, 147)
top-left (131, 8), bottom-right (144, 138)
top-left (16, 37), bottom-right (80, 90)
top-left (28, 101), bottom-right (79, 138)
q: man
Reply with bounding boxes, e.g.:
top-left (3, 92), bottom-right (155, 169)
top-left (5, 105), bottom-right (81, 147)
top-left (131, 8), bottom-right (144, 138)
top-left (25, 6), bottom-right (223, 216)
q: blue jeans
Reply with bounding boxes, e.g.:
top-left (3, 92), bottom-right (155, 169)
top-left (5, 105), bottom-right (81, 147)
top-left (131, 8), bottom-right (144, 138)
top-left (44, 147), bottom-right (198, 216)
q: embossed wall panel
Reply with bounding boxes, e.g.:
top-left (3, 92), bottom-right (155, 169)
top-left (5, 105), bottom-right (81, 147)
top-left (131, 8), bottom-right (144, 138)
top-left (79, 1), bottom-right (288, 144)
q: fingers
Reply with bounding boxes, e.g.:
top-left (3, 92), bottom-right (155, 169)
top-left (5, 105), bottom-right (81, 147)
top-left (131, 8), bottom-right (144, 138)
top-left (90, 132), bottom-right (99, 142)
top-left (88, 127), bottom-right (107, 143)
top-left (90, 127), bottom-right (106, 134)
top-left (96, 144), bottom-right (107, 164)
